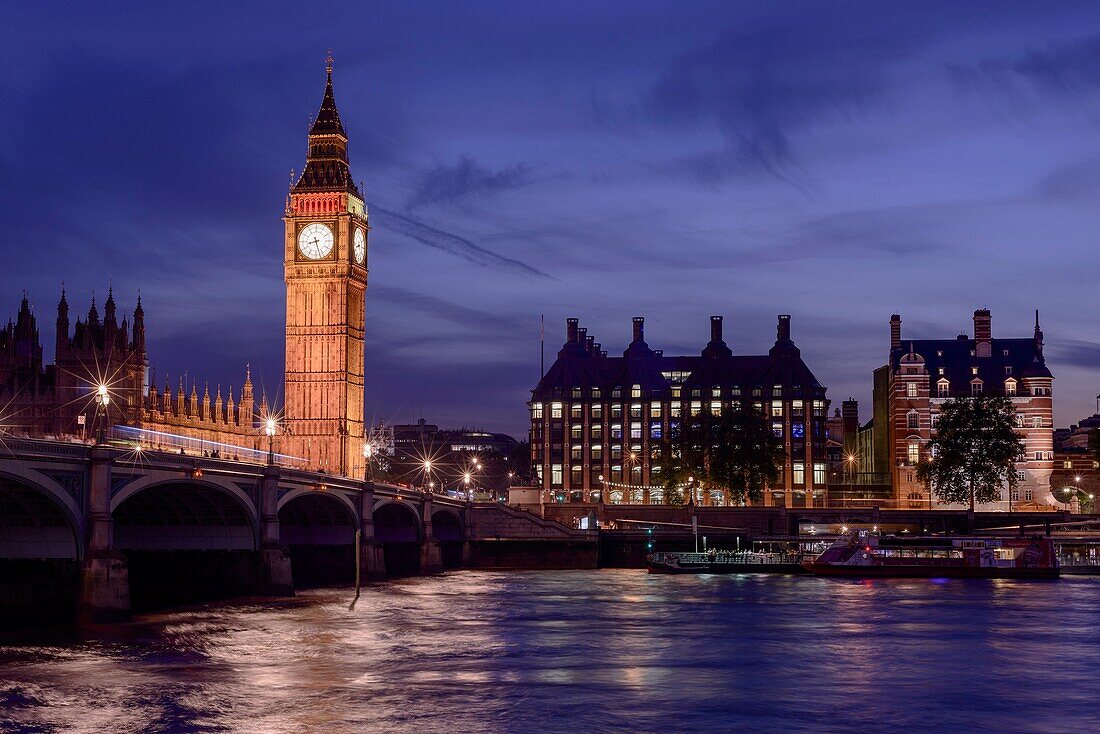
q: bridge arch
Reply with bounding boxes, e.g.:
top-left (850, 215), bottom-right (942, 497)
top-left (0, 467), bottom-right (83, 560)
top-left (278, 489), bottom-right (359, 587)
top-left (373, 500), bottom-right (422, 576)
top-left (431, 507), bottom-right (464, 570)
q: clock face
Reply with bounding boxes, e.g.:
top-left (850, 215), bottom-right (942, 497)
top-left (298, 223), bottom-right (334, 260)
top-left (353, 228), bottom-right (366, 265)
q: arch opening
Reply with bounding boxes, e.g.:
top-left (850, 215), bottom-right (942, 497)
top-left (113, 481), bottom-right (258, 612)
top-left (431, 510), bottom-right (463, 570)
top-left (279, 492), bottom-right (357, 588)
top-left (374, 502), bottom-right (421, 577)
top-left (0, 477), bottom-right (81, 627)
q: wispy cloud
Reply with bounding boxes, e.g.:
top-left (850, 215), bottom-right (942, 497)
top-left (369, 204), bottom-right (552, 278)
top-left (950, 35), bottom-right (1100, 96)
top-left (406, 156), bottom-right (534, 209)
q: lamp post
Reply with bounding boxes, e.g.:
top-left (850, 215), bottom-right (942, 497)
top-left (93, 384), bottom-right (111, 445)
top-left (423, 460), bottom-right (433, 492)
top-left (463, 471), bottom-right (472, 500)
top-left (264, 418), bottom-right (277, 465)
top-left (363, 442), bottom-right (374, 481)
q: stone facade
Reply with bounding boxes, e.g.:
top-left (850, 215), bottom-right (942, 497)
top-left (877, 310), bottom-right (1055, 509)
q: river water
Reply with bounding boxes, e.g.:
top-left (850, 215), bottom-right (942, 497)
top-left (2, 570), bottom-right (1098, 733)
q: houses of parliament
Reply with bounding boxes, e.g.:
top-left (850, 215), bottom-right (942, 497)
top-left (0, 58), bottom-right (369, 478)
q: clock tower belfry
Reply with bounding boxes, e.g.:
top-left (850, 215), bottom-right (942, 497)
top-left (283, 55), bottom-right (368, 477)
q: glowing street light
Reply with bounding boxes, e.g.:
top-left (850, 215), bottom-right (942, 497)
top-left (264, 417), bottom-right (278, 465)
top-left (93, 383), bottom-right (111, 444)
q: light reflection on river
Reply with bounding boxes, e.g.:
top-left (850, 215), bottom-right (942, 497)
top-left (2, 570), bottom-right (1099, 733)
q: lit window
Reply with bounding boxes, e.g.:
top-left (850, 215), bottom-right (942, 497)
top-left (532, 403), bottom-right (544, 419)
top-left (793, 463), bottom-right (805, 485)
top-left (572, 387), bottom-right (582, 399)
top-left (1032, 416), bottom-right (1042, 428)
top-left (611, 404), bottom-right (622, 419)
top-left (1005, 379), bottom-right (1016, 397)
top-left (591, 404), bottom-right (602, 419)
top-left (813, 463), bottom-right (825, 486)
top-left (650, 401), bottom-right (662, 415)
top-left (551, 402), bottom-right (563, 419)
top-left (773, 384), bottom-right (783, 397)
top-left (690, 401), bottom-right (702, 416)
top-left (906, 383), bottom-right (918, 398)
top-left (670, 402), bottom-right (682, 418)
top-left (710, 401), bottom-right (722, 416)
top-left (551, 464), bottom-right (563, 486)
top-left (591, 424), bottom-right (602, 439)
top-left (591, 444), bottom-right (602, 460)
top-left (937, 380), bottom-right (949, 397)
top-left (771, 401), bottom-right (784, 417)
top-left (908, 442), bottom-right (920, 464)
top-left (792, 400), bottom-right (804, 417)
top-left (1064, 460), bottom-right (1072, 470)
top-left (772, 422), bottom-right (783, 437)
top-left (592, 388), bottom-right (601, 399)
top-left (630, 403), bottom-right (642, 419)
top-left (712, 386), bottom-right (722, 397)
top-left (650, 421), bottom-right (662, 439)
top-left (971, 367), bottom-right (979, 375)
top-left (571, 404), bottom-right (583, 420)
top-left (631, 384), bottom-right (642, 399)
top-left (630, 422), bottom-right (642, 440)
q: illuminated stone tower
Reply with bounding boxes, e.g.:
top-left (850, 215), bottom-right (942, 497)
top-left (283, 55), bottom-right (368, 476)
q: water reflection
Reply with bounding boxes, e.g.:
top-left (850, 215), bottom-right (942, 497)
top-left (2, 571), bottom-right (1099, 732)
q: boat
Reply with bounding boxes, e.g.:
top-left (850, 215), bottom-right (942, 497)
top-left (646, 550), bottom-right (807, 574)
top-left (803, 533), bottom-right (1059, 579)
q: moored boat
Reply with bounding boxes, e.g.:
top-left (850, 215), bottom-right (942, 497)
top-left (646, 550), bottom-right (807, 574)
top-left (803, 534), bottom-right (1059, 579)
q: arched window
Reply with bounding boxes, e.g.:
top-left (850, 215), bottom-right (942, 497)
top-left (907, 410), bottom-right (919, 429)
top-left (1004, 378), bottom-right (1017, 397)
top-left (937, 379), bottom-right (950, 397)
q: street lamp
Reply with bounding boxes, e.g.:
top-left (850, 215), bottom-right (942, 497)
top-left (464, 471), bottom-right (472, 500)
top-left (423, 460), bottom-right (433, 491)
top-left (264, 417), bottom-right (278, 465)
top-left (94, 384), bottom-right (111, 444)
top-left (362, 442), bottom-right (375, 480)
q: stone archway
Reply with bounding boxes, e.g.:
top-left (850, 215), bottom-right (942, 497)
top-left (112, 480), bottom-right (259, 611)
top-left (431, 508), bottom-right (464, 570)
top-left (0, 473), bottom-right (83, 626)
top-left (373, 500), bottom-right (422, 577)
top-left (278, 491), bottom-right (358, 587)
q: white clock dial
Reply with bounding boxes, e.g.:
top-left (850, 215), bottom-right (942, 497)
top-left (353, 228), bottom-right (366, 265)
top-left (298, 223), bottom-right (334, 260)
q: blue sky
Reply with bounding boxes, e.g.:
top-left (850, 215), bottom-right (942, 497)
top-left (3, 1), bottom-right (1100, 437)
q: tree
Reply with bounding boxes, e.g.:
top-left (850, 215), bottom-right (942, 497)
top-left (916, 396), bottom-right (1024, 511)
top-left (656, 405), bottom-right (782, 505)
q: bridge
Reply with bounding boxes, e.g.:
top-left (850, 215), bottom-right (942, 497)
top-left (0, 437), bottom-right (595, 624)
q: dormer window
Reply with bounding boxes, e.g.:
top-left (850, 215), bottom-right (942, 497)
top-left (937, 379), bottom-right (950, 397)
top-left (630, 384), bottom-right (642, 399)
top-left (971, 367), bottom-right (979, 375)
top-left (1005, 379), bottom-right (1017, 397)
top-left (971, 380), bottom-right (983, 396)
top-left (1004, 366), bottom-right (1013, 375)
top-left (572, 387), bottom-right (582, 399)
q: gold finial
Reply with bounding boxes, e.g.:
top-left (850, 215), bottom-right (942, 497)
top-left (326, 50), bottom-right (334, 75)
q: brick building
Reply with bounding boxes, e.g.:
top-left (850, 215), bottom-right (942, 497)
top-left (529, 315), bottom-right (829, 507)
top-left (870, 309), bottom-right (1055, 509)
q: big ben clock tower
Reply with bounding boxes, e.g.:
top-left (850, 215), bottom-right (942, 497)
top-left (283, 55), bottom-right (368, 477)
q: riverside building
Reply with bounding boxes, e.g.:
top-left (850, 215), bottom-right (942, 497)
top-left (529, 315), bottom-right (829, 507)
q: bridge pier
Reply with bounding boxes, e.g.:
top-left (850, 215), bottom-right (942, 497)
top-left (359, 486), bottom-right (386, 582)
top-left (420, 494), bottom-right (443, 575)
top-left (259, 465), bottom-right (294, 596)
top-left (78, 446), bottom-right (131, 624)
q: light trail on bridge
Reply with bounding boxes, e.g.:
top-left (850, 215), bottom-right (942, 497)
top-left (111, 424), bottom-right (309, 465)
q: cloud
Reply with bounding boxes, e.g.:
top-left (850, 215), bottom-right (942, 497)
top-left (948, 34), bottom-right (1100, 98)
top-left (406, 156), bottom-right (533, 209)
top-left (370, 286), bottom-right (521, 333)
top-left (1051, 340), bottom-right (1100, 370)
top-left (369, 204), bottom-right (552, 278)
top-left (600, 20), bottom-right (921, 182)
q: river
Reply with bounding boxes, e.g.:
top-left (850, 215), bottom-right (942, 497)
top-left (2, 570), bottom-right (1098, 733)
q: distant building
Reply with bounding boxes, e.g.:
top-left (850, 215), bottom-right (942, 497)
top-left (868, 309), bottom-right (1055, 509)
top-left (1051, 410), bottom-right (1100, 510)
top-left (529, 315), bottom-right (829, 507)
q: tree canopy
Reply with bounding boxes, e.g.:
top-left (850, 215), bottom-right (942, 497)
top-left (916, 396), bottom-right (1024, 510)
top-left (656, 404), bottom-right (783, 505)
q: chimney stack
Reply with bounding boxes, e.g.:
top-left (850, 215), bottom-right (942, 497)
top-left (567, 317), bottom-right (579, 344)
top-left (632, 316), bottom-right (644, 343)
top-left (777, 314), bottom-right (791, 342)
top-left (710, 315), bottom-right (723, 343)
top-left (890, 314), bottom-right (902, 351)
top-left (974, 309), bottom-right (991, 357)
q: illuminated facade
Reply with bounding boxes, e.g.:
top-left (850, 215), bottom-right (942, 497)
top-left (281, 56), bottom-right (368, 477)
top-left (529, 315), bottom-right (829, 507)
top-left (878, 310), bottom-right (1055, 509)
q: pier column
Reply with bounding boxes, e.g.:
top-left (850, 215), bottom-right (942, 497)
top-left (359, 485), bottom-right (386, 581)
top-left (258, 465), bottom-right (294, 596)
top-left (78, 446), bottom-right (130, 624)
top-left (420, 494), bottom-right (443, 575)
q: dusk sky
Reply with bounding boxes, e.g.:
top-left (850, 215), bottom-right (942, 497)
top-left (4, 1), bottom-right (1100, 437)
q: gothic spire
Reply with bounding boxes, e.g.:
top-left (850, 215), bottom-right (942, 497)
top-left (292, 53), bottom-right (360, 196)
